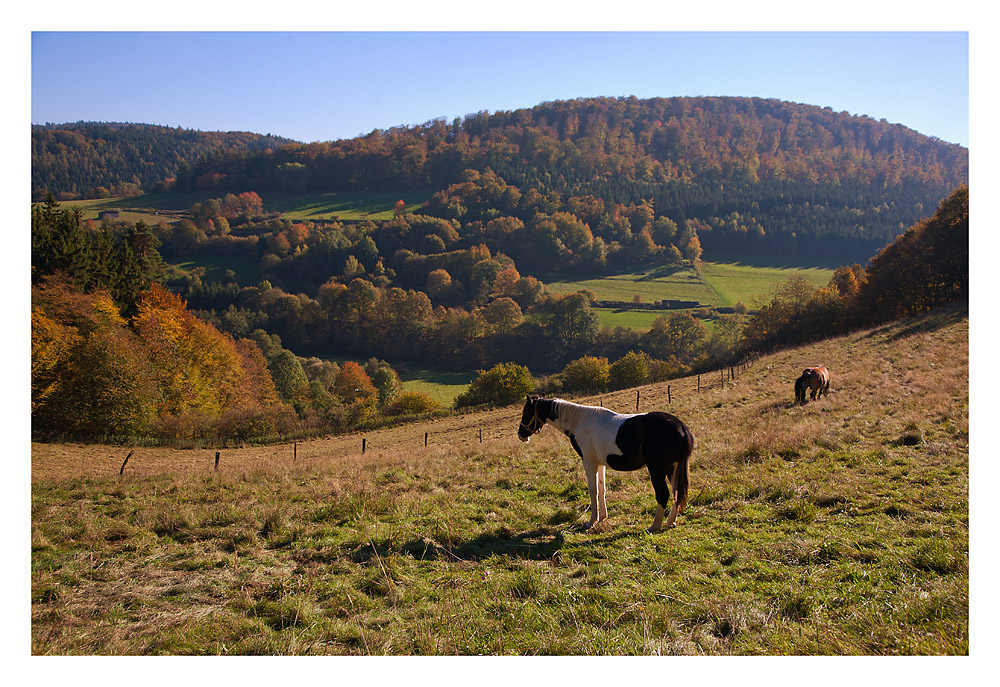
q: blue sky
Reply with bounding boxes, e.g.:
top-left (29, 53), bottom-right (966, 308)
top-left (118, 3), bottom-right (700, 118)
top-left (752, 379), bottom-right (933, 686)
top-left (30, 29), bottom-right (970, 147)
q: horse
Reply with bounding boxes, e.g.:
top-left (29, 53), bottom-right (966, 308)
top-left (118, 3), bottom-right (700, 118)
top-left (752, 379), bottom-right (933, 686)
top-left (794, 365), bottom-right (830, 404)
top-left (517, 395), bottom-right (693, 533)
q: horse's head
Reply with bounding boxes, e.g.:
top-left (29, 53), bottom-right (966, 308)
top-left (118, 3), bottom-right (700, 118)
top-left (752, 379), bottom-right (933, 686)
top-left (794, 376), bottom-right (806, 404)
top-left (518, 394), bottom-right (546, 442)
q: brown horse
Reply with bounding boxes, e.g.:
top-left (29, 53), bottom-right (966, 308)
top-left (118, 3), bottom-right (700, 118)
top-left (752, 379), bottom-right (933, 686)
top-left (795, 365), bottom-right (830, 404)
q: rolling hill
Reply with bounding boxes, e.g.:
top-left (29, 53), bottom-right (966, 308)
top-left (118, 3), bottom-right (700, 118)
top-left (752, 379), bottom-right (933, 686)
top-left (31, 302), bottom-right (969, 654)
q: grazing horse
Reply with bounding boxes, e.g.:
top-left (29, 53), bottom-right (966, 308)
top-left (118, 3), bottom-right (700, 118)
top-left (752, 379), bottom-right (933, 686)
top-left (795, 365), bottom-right (830, 404)
top-left (517, 395), bottom-right (693, 533)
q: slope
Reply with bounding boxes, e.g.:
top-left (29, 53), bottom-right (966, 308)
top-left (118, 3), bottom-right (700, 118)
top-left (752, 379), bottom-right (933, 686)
top-left (31, 304), bottom-right (968, 654)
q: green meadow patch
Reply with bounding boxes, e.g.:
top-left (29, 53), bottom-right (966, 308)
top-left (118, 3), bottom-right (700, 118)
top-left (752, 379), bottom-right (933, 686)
top-left (546, 260), bottom-right (835, 315)
top-left (263, 191), bottom-right (432, 221)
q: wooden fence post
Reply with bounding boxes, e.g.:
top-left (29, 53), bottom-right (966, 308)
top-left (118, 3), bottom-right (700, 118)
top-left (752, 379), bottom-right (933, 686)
top-left (294, 441), bottom-right (297, 461)
top-left (667, 385), bottom-right (671, 404)
top-left (119, 450), bottom-right (134, 476)
top-left (698, 374), bottom-right (701, 391)
top-left (214, 451), bottom-right (220, 471)
top-left (635, 390), bottom-right (640, 412)
top-left (425, 432), bottom-right (429, 447)
top-left (362, 438), bottom-right (367, 454)
top-left (479, 428), bottom-right (483, 443)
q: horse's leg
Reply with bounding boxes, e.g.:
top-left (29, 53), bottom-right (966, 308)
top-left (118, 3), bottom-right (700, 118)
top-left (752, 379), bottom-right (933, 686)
top-left (662, 462), bottom-right (683, 529)
top-left (596, 464), bottom-right (608, 521)
top-left (582, 456), bottom-right (600, 530)
top-left (645, 459), bottom-right (671, 533)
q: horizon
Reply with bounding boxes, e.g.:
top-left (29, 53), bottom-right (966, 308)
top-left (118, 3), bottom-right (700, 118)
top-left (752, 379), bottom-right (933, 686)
top-left (30, 31), bottom-right (970, 148)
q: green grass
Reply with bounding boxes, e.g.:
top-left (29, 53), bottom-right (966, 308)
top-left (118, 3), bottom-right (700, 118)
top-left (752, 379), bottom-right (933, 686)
top-left (698, 261), bottom-right (834, 308)
top-left (546, 260), bottom-right (835, 314)
top-left (397, 366), bottom-right (475, 406)
top-left (56, 189), bottom-right (433, 224)
top-left (546, 264), bottom-right (716, 305)
top-left (170, 254), bottom-right (261, 285)
top-left (31, 305), bottom-right (969, 655)
top-left (265, 191), bottom-right (432, 221)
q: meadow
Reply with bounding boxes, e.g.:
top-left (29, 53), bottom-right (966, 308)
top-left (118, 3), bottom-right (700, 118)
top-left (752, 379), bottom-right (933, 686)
top-left (59, 190), bottom-right (432, 224)
top-left (547, 259), bottom-right (835, 331)
top-left (30, 304), bottom-right (969, 655)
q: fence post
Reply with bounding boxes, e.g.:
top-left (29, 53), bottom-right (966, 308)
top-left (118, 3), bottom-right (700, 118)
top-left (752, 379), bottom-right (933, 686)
top-left (425, 432), bottom-right (429, 447)
top-left (635, 390), bottom-right (640, 412)
top-left (698, 374), bottom-right (701, 391)
top-left (667, 385), bottom-right (671, 404)
top-left (294, 441), bottom-right (297, 461)
top-left (214, 451), bottom-right (220, 471)
top-left (119, 450), bottom-right (134, 476)
top-left (479, 428), bottom-right (483, 443)
top-left (362, 438), bottom-right (367, 454)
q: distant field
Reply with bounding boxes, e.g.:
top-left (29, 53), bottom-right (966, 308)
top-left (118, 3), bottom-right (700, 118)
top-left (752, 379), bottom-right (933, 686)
top-left (267, 191), bottom-right (431, 221)
top-left (547, 260), bottom-right (835, 315)
top-left (546, 264), bottom-right (716, 305)
top-left (592, 308), bottom-right (718, 334)
top-left (56, 190), bottom-right (432, 224)
top-left (396, 366), bottom-right (475, 406)
top-left (699, 261), bottom-right (834, 308)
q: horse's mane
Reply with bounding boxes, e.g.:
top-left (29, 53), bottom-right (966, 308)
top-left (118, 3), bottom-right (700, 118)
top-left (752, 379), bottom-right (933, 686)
top-left (552, 398), bottom-right (617, 426)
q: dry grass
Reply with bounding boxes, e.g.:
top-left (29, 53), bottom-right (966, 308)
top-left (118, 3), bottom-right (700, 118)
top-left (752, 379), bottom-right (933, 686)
top-left (31, 304), bottom-right (969, 655)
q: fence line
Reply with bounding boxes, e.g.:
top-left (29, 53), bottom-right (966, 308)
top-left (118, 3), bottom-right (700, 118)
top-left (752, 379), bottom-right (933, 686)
top-left (354, 351), bottom-right (761, 454)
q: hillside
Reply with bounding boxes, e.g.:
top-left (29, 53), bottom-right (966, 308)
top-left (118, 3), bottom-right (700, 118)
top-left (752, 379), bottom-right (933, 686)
top-left (33, 98), bottom-right (969, 261)
top-left (166, 96), bottom-right (967, 259)
top-left (30, 303), bottom-right (969, 654)
top-left (31, 122), bottom-right (295, 199)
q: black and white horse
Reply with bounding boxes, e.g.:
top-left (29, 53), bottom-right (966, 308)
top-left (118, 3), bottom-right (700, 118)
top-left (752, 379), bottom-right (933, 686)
top-left (517, 395), bottom-right (693, 533)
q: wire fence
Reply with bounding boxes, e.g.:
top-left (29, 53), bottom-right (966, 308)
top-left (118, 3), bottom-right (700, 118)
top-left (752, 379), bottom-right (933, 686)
top-left (114, 352), bottom-right (763, 475)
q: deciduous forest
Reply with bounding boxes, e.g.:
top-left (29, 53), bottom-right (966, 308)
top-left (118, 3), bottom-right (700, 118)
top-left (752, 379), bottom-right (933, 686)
top-left (30, 96), bottom-right (969, 443)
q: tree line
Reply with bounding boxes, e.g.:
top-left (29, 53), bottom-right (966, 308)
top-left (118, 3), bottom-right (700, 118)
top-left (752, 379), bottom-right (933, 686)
top-left (31, 122), bottom-right (293, 200)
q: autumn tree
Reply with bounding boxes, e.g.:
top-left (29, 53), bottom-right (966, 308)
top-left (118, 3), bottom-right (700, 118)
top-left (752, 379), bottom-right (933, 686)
top-left (455, 362), bottom-right (535, 408)
top-left (560, 355), bottom-right (611, 393)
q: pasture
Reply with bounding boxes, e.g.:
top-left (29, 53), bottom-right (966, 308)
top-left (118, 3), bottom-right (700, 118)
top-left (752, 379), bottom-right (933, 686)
top-left (55, 190), bottom-right (432, 224)
top-left (546, 260), bottom-right (835, 331)
top-left (30, 305), bottom-right (968, 655)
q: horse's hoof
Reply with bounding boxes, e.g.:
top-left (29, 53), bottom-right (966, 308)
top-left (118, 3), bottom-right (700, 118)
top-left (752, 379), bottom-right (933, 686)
top-left (645, 526), bottom-right (660, 534)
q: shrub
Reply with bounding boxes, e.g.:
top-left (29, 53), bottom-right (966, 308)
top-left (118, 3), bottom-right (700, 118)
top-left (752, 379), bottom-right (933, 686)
top-left (455, 362), bottom-right (535, 408)
top-left (609, 351), bottom-right (649, 390)
top-left (560, 356), bottom-right (610, 393)
top-left (386, 391), bottom-right (440, 416)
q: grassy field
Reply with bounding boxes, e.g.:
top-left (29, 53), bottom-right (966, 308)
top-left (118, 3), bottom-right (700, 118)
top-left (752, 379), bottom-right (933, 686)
top-left (30, 304), bottom-right (969, 655)
top-left (547, 260), bottom-right (835, 332)
top-left (546, 264), bottom-right (716, 305)
top-left (57, 191), bottom-right (432, 224)
top-left (397, 366), bottom-right (476, 407)
top-left (267, 191), bottom-right (431, 221)
top-left (699, 260), bottom-right (835, 308)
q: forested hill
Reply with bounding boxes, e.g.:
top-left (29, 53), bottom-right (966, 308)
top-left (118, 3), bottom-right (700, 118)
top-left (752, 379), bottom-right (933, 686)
top-left (165, 96), bottom-right (967, 259)
top-left (32, 97), bottom-right (969, 260)
top-left (31, 122), bottom-right (295, 200)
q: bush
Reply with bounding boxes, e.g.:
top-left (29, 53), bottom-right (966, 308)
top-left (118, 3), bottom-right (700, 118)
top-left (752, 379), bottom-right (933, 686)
top-left (609, 351), bottom-right (649, 390)
top-left (385, 391), bottom-right (441, 416)
top-left (455, 362), bottom-right (535, 408)
top-left (560, 356), bottom-right (610, 393)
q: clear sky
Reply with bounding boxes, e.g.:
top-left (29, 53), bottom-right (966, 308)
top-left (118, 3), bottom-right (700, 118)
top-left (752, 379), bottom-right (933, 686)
top-left (30, 28), bottom-right (970, 147)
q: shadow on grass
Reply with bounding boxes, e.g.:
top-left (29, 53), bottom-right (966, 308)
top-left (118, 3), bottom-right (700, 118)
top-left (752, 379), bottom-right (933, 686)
top-left (353, 523), bottom-right (645, 563)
